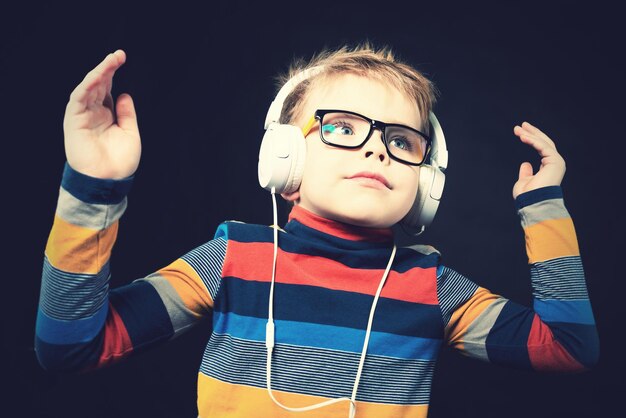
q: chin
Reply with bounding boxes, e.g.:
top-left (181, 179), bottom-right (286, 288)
top-left (301, 193), bottom-right (408, 229)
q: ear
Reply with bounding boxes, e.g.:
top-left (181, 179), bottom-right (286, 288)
top-left (280, 190), bottom-right (300, 203)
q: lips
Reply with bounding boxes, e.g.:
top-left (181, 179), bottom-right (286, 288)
top-left (347, 172), bottom-right (391, 189)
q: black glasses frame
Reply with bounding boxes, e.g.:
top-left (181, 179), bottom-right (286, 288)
top-left (314, 109), bottom-right (432, 166)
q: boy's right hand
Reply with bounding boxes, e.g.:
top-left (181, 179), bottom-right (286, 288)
top-left (63, 49), bottom-right (141, 180)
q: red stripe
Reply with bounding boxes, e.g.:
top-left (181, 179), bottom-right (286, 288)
top-left (527, 315), bottom-right (585, 371)
top-left (288, 205), bottom-right (393, 242)
top-left (224, 241), bottom-right (438, 304)
top-left (96, 303), bottom-right (133, 367)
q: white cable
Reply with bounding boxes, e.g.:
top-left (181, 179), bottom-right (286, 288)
top-left (265, 189), bottom-right (397, 417)
top-left (348, 244), bottom-right (396, 418)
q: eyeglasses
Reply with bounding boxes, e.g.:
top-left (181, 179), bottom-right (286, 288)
top-left (302, 109), bottom-right (431, 166)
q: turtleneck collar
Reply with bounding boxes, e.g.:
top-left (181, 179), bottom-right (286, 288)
top-left (283, 205), bottom-right (393, 248)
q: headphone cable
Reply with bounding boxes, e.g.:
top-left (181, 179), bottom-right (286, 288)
top-left (265, 188), bottom-right (397, 418)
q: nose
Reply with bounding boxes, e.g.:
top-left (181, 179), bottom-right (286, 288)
top-left (362, 128), bottom-right (388, 163)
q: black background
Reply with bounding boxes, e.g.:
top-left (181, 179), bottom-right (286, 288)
top-left (2, 1), bottom-right (624, 417)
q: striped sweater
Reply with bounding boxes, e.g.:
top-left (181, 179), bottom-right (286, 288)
top-left (36, 163), bottom-right (599, 418)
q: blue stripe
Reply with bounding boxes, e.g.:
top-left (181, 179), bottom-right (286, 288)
top-left (35, 336), bottom-right (103, 372)
top-left (213, 311), bottom-right (441, 360)
top-left (215, 277), bottom-right (444, 339)
top-left (284, 219), bottom-right (392, 250)
top-left (221, 221), bottom-right (439, 272)
top-left (214, 223), bottom-right (229, 240)
top-left (61, 162), bottom-right (133, 205)
top-left (550, 322), bottom-right (600, 368)
top-left (485, 301), bottom-right (533, 369)
top-left (35, 303), bottom-right (108, 344)
top-left (515, 185), bottom-right (563, 210)
top-left (533, 299), bottom-right (595, 325)
top-left (109, 281), bottom-right (174, 349)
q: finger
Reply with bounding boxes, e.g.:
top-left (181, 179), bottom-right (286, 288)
top-left (519, 133), bottom-right (553, 157)
top-left (516, 129), bottom-right (560, 160)
top-left (116, 93), bottom-right (139, 133)
top-left (521, 121), bottom-right (556, 148)
top-left (518, 161), bottom-right (533, 180)
top-left (96, 54), bottom-right (121, 104)
top-left (102, 92), bottom-right (114, 112)
top-left (67, 50), bottom-right (126, 111)
top-left (514, 125), bottom-right (556, 152)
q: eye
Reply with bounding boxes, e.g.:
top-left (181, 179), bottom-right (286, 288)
top-left (337, 125), bottom-right (354, 135)
top-left (322, 120), bottom-right (355, 136)
top-left (389, 136), bottom-right (412, 151)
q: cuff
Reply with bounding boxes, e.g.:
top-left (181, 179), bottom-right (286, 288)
top-left (61, 162), bottom-right (134, 205)
top-left (514, 186), bottom-right (563, 211)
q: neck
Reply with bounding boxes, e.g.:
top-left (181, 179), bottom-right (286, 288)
top-left (286, 205), bottom-right (393, 243)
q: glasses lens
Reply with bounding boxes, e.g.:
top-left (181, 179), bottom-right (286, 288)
top-left (384, 126), bottom-right (428, 164)
top-left (321, 112), bottom-right (371, 146)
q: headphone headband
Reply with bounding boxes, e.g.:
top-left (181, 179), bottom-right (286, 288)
top-left (264, 67), bottom-right (325, 129)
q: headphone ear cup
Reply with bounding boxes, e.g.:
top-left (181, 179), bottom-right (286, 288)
top-left (286, 132), bottom-right (306, 193)
top-left (401, 165), bottom-right (445, 229)
top-left (258, 123), bottom-right (306, 194)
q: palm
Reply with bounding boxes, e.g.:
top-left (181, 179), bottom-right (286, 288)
top-left (63, 50), bottom-right (141, 180)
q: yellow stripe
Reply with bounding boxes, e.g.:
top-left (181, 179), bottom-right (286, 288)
top-left (198, 374), bottom-right (429, 418)
top-left (45, 214), bottom-right (117, 274)
top-left (524, 217), bottom-right (579, 263)
top-left (158, 258), bottom-right (214, 311)
top-left (302, 114), bottom-right (317, 136)
top-left (446, 287), bottom-right (499, 349)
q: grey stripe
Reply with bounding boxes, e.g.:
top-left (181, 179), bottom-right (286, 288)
top-left (461, 298), bottom-right (507, 361)
top-left (57, 187), bottom-right (127, 229)
top-left (518, 197), bottom-right (569, 228)
top-left (530, 256), bottom-right (589, 300)
top-left (403, 243), bottom-right (440, 256)
top-left (139, 275), bottom-right (203, 336)
top-left (181, 237), bottom-right (226, 301)
top-left (40, 256), bottom-right (109, 320)
top-left (437, 266), bottom-right (479, 327)
top-left (200, 333), bottom-right (435, 404)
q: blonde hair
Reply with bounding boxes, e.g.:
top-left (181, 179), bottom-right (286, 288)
top-left (276, 42), bottom-right (439, 133)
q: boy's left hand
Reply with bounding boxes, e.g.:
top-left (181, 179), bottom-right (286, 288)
top-left (512, 122), bottom-right (566, 200)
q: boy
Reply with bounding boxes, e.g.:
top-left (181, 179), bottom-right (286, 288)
top-left (36, 45), bottom-right (599, 418)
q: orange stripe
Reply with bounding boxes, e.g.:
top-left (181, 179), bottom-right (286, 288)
top-left (197, 374), bottom-right (429, 418)
top-left (527, 315), bottom-right (584, 371)
top-left (223, 241), bottom-right (438, 305)
top-left (157, 258), bottom-right (214, 311)
top-left (45, 214), bottom-right (118, 274)
top-left (524, 217), bottom-right (579, 263)
top-left (96, 303), bottom-right (133, 367)
top-left (446, 287), bottom-right (499, 348)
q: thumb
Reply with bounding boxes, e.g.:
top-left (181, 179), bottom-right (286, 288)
top-left (518, 162), bottom-right (533, 181)
top-left (116, 93), bottom-right (139, 133)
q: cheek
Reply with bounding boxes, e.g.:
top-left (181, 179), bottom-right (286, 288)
top-left (398, 169), bottom-right (420, 204)
top-left (302, 141), bottom-right (340, 181)
top-left (299, 144), bottom-right (332, 194)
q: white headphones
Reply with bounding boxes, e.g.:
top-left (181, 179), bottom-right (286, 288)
top-left (258, 66), bottom-right (448, 231)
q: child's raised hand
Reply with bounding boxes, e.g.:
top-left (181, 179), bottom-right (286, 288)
top-left (63, 49), bottom-right (141, 179)
top-left (512, 122), bottom-right (566, 199)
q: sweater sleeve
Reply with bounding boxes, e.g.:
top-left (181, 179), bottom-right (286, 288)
top-left (35, 163), bottom-right (226, 372)
top-left (439, 186), bottom-right (599, 371)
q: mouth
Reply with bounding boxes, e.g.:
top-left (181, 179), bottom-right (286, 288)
top-left (347, 172), bottom-right (391, 189)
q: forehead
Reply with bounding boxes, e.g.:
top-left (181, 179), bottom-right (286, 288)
top-left (297, 73), bottom-right (422, 129)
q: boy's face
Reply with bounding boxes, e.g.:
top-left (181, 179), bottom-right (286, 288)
top-left (285, 73), bottom-right (422, 229)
